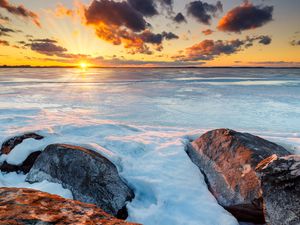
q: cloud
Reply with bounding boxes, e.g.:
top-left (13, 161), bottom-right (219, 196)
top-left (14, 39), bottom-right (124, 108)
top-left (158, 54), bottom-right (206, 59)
top-left (173, 13), bottom-right (186, 23)
top-left (247, 61), bottom-right (300, 67)
top-left (202, 29), bottom-right (214, 35)
top-left (218, 2), bottom-right (273, 32)
top-left (162, 31), bottom-right (179, 40)
top-left (173, 36), bottom-right (272, 61)
top-left (85, 0), bottom-right (147, 32)
top-left (128, 0), bottom-right (158, 17)
top-left (187, 1), bottom-right (223, 25)
top-left (257, 35), bottom-right (272, 45)
top-left (290, 40), bottom-right (300, 46)
top-left (24, 38), bottom-right (91, 60)
top-left (138, 30), bottom-right (178, 52)
top-left (0, 39), bottom-right (9, 46)
top-left (90, 56), bottom-right (204, 67)
top-left (0, 25), bottom-right (18, 36)
top-left (84, 0), bottom-right (151, 54)
top-left (29, 41), bottom-right (67, 56)
top-left (83, 0), bottom-right (178, 54)
top-left (28, 38), bottom-right (58, 43)
top-left (0, 0), bottom-right (41, 27)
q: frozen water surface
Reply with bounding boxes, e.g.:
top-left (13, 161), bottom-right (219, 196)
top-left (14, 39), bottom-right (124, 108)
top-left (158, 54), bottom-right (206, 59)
top-left (0, 68), bottom-right (300, 225)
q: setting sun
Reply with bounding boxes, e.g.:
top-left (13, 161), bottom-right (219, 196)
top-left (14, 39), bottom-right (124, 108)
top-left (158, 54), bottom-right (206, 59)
top-left (79, 62), bottom-right (88, 69)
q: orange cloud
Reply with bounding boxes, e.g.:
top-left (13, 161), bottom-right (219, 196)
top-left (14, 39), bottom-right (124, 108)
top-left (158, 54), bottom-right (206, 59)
top-left (202, 29), bottom-right (214, 36)
top-left (0, 39), bottom-right (9, 46)
top-left (218, 2), bottom-right (273, 33)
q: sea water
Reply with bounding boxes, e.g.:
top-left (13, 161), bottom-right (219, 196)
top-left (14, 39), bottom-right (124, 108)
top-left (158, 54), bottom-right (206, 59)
top-left (0, 68), bottom-right (299, 225)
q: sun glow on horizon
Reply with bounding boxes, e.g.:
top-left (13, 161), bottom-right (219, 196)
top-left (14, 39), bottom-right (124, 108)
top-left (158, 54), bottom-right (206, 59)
top-left (79, 62), bottom-right (88, 69)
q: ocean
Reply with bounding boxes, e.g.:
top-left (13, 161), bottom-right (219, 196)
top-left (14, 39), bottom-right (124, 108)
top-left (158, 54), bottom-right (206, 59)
top-left (0, 68), bottom-right (299, 225)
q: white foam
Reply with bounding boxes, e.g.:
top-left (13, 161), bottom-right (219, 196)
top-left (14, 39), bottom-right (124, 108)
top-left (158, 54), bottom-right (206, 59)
top-left (0, 172), bottom-right (73, 199)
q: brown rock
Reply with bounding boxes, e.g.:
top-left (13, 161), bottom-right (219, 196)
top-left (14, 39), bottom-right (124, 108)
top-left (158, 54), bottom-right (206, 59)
top-left (256, 155), bottom-right (300, 225)
top-left (0, 187), bottom-right (138, 225)
top-left (186, 129), bottom-right (290, 223)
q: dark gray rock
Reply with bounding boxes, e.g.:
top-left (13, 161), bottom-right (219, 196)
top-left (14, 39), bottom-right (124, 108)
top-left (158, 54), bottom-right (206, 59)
top-left (26, 144), bottom-right (134, 219)
top-left (256, 154), bottom-right (300, 225)
top-left (186, 129), bottom-right (290, 223)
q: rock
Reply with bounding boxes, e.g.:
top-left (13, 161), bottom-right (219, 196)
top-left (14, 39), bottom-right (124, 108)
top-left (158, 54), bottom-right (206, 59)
top-left (0, 151), bottom-right (41, 173)
top-left (0, 133), bottom-right (44, 155)
top-left (0, 133), bottom-right (44, 174)
top-left (186, 129), bottom-right (290, 223)
top-left (26, 144), bottom-right (134, 219)
top-left (256, 154), bottom-right (300, 225)
top-left (0, 187), bottom-right (138, 225)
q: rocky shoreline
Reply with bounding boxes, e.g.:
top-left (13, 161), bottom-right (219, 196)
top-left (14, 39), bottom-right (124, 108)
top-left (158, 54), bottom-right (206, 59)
top-left (0, 129), bottom-right (299, 225)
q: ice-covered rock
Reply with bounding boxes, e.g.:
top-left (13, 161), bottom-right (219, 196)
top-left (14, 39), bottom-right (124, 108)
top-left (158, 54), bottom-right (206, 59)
top-left (0, 133), bottom-right (44, 155)
top-left (256, 155), bottom-right (300, 225)
top-left (26, 144), bottom-right (134, 219)
top-left (0, 133), bottom-right (44, 173)
top-left (0, 151), bottom-right (41, 173)
top-left (0, 187), bottom-right (137, 225)
top-left (186, 129), bottom-right (290, 223)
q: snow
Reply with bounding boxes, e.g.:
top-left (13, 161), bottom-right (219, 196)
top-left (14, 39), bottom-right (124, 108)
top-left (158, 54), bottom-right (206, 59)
top-left (0, 172), bottom-right (73, 199)
top-left (0, 68), bottom-right (300, 225)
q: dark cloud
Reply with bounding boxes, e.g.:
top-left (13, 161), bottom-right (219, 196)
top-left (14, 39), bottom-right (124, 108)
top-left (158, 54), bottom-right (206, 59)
top-left (173, 36), bottom-right (272, 61)
top-left (85, 0), bottom-right (148, 32)
top-left (187, 1), bottom-right (223, 25)
top-left (29, 38), bottom-right (57, 43)
top-left (139, 30), bottom-right (178, 48)
top-left (0, 39), bottom-right (9, 46)
top-left (202, 29), bottom-right (214, 35)
top-left (84, 0), bottom-right (151, 54)
top-left (291, 40), bottom-right (300, 46)
top-left (140, 30), bottom-right (163, 44)
top-left (173, 13), bottom-right (186, 23)
top-left (0, 25), bottom-right (17, 36)
top-left (0, 0), bottom-right (40, 27)
top-left (83, 0), bottom-right (179, 54)
top-left (128, 0), bottom-right (158, 17)
top-left (162, 31), bottom-right (179, 40)
top-left (257, 35), bottom-right (272, 45)
top-left (218, 2), bottom-right (273, 33)
top-left (25, 39), bottom-right (91, 59)
top-left (29, 42), bottom-right (67, 56)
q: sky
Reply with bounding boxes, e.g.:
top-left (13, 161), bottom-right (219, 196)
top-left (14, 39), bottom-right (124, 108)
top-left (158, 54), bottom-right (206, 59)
top-left (0, 0), bottom-right (299, 67)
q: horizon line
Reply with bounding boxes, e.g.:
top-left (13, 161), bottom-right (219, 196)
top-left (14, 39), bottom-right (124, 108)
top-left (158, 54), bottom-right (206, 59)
top-left (0, 65), bottom-right (300, 69)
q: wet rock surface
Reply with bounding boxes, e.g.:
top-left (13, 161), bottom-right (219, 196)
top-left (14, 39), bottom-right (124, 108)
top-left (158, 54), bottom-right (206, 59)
top-left (256, 154), bottom-right (300, 225)
top-left (186, 129), bottom-right (290, 223)
top-left (0, 187), bottom-right (138, 225)
top-left (26, 144), bottom-right (134, 219)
